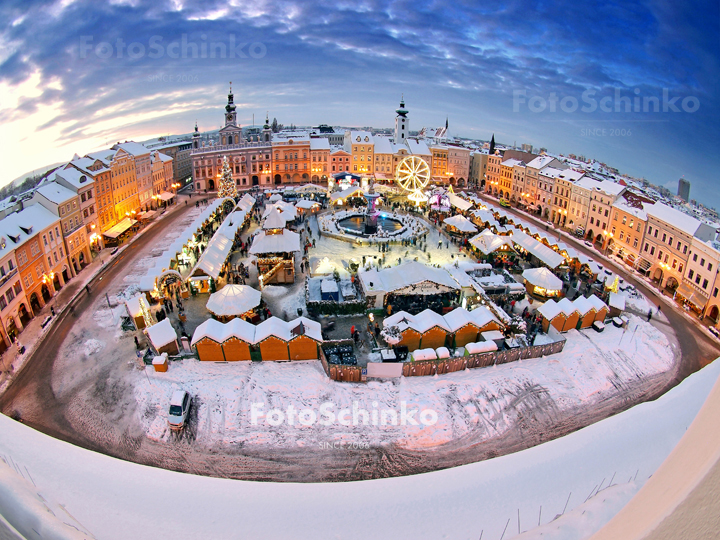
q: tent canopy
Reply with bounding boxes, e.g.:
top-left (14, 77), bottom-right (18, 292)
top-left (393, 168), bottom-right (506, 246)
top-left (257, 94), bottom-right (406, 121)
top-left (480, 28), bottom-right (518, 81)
top-left (206, 285), bottom-right (262, 317)
top-left (522, 267), bottom-right (563, 291)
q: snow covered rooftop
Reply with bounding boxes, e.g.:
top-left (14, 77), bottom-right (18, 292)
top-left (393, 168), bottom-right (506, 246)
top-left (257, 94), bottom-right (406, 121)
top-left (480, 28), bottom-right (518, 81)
top-left (0, 204), bottom-right (60, 258)
top-left (34, 181), bottom-right (77, 205)
top-left (447, 193), bottom-right (474, 212)
top-left (310, 138), bottom-right (330, 150)
top-left (146, 319), bottom-right (177, 349)
top-left (522, 267), bottom-right (563, 290)
top-left (645, 202), bottom-right (702, 236)
top-left (359, 261), bottom-right (460, 294)
top-left (383, 306), bottom-right (498, 334)
top-left (249, 229), bottom-right (301, 255)
top-left (262, 208), bottom-right (286, 230)
top-left (295, 199), bottom-right (320, 210)
top-left (512, 232), bottom-right (566, 268)
top-left (444, 214), bottom-right (477, 233)
top-left (526, 155), bottom-right (557, 169)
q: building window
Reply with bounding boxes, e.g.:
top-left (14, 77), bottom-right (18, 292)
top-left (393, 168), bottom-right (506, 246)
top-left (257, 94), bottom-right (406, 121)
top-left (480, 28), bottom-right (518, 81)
top-left (0, 296), bottom-right (6, 311)
top-left (689, 270), bottom-right (694, 279)
top-left (693, 253), bottom-right (698, 262)
top-left (703, 279), bottom-right (709, 289)
top-left (6, 288), bottom-right (14, 302)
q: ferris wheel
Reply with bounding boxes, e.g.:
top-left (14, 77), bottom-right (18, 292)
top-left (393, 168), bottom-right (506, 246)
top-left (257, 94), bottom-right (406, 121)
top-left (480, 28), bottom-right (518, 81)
top-left (395, 155), bottom-right (431, 193)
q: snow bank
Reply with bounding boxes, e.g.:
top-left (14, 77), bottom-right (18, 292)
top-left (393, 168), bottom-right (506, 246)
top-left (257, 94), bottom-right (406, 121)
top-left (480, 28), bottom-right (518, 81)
top-left (0, 350), bottom-right (715, 540)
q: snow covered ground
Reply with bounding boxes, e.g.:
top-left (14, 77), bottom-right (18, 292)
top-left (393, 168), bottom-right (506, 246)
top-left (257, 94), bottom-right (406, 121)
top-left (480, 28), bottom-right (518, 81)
top-left (132, 314), bottom-right (677, 451)
top-left (0, 352), bottom-right (716, 540)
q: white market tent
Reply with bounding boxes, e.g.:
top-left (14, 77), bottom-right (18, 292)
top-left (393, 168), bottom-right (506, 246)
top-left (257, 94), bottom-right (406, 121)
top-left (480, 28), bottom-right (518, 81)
top-left (469, 230), bottom-right (516, 255)
top-left (237, 194), bottom-right (256, 212)
top-left (295, 183), bottom-right (326, 193)
top-left (262, 208), bottom-right (286, 230)
top-left (206, 285), bottom-right (262, 318)
top-left (444, 214), bottom-right (478, 233)
top-left (448, 193), bottom-right (473, 212)
top-left (295, 199), bottom-right (320, 210)
top-left (359, 261), bottom-right (460, 295)
top-left (522, 267), bottom-right (563, 291)
top-left (249, 229), bottom-right (301, 255)
top-left (262, 201), bottom-right (297, 222)
top-left (138, 199), bottom-right (231, 291)
top-left (510, 230), bottom-right (566, 269)
top-left (190, 209), bottom-right (248, 280)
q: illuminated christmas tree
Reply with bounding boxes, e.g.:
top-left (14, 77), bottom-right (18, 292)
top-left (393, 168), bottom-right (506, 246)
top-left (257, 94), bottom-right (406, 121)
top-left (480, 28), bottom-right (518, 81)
top-left (217, 156), bottom-right (237, 199)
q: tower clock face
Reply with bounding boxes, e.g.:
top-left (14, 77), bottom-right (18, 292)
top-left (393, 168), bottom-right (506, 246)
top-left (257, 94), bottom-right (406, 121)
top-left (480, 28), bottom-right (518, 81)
top-left (226, 113), bottom-right (233, 122)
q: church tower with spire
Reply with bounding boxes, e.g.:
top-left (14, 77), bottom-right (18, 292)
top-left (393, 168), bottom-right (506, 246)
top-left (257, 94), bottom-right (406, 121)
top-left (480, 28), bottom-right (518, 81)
top-left (394, 95), bottom-right (409, 144)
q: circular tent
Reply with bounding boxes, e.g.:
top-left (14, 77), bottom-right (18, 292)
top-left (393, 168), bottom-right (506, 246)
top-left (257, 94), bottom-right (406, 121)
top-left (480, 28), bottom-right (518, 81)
top-left (522, 267), bottom-right (563, 298)
top-left (206, 284), bottom-right (262, 321)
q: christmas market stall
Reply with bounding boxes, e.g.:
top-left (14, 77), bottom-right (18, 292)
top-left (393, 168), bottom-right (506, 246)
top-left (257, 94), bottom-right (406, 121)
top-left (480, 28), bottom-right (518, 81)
top-left (253, 316), bottom-right (322, 361)
top-left (250, 208), bottom-right (301, 288)
top-left (125, 294), bottom-right (153, 330)
top-left (510, 230), bottom-right (566, 269)
top-left (205, 284), bottom-right (262, 322)
top-left (145, 319), bottom-right (179, 355)
top-left (469, 230), bottom-right (516, 259)
top-left (137, 198), bottom-right (228, 299)
top-left (294, 199), bottom-right (321, 215)
top-left (537, 295), bottom-right (608, 332)
top-left (262, 201), bottom-right (297, 224)
top-left (358, 260), bottom-right (460, 314)
top-left (191, 317), bottom-right (256, 361)
top-left (381, 306), bottom-right (502, 352)
top-left (443, 306), bottom-right (501, 347)
top-left (187, 207), bottom-right (247, 293)
top-left (522, 267), bottom-right (563, 298)
top-left (443, 214), bottom-right (478, 237)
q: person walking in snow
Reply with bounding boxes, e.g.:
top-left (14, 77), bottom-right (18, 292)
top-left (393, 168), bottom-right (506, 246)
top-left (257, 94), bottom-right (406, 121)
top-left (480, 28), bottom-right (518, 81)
top-left (647, 309), bottom-right (653, 322)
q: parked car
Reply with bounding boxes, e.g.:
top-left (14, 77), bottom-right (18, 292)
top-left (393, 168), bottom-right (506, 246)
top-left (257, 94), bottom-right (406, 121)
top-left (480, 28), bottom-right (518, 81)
top-left (499, 199), bottom-right (510, 207)
top-left (168, 390), bottom-right (191, 430)
top-left (709, 326), bottom-right (720, 339)
top-left (584, 241), bottom-right (593, 248)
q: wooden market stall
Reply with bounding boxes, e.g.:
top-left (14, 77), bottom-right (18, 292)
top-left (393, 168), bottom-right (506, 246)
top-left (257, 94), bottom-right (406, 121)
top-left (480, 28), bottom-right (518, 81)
top-left (145, 319), bottom-right (179, 355)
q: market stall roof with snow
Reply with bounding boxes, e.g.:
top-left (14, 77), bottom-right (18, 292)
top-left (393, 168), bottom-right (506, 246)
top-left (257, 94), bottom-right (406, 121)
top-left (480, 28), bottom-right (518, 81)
top-left (522, 267), bottom-right (563, 297)
top-left (205, 284), bottom-right (262, 319)
top-left (444, 214), bottom-right (478, 234)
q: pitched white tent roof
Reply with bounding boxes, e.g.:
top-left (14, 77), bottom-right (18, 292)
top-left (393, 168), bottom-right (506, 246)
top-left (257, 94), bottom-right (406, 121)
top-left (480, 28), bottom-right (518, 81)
top-left (444, 214), bottom-right (478, 233)
top-left (359, 261), bottom-right (460, 294)
top-left (192, 209), bottom-right (248, 280)
top-left (263, 208), bottom-right (286, 230)
top-left (295, 199), bottom-right (320, 210)
top-left (522, 267), bottom-right (563, 290)
top-left (447, 193), bottom-right (473, 212)
top-left (511, 231), bottom-right (566, 269)
top-left (249, 229), bottom-right (301, 255)
top-left (469, 230), bottom-right (515, 255)
top-left (205, 285), bottom-right (262, 317)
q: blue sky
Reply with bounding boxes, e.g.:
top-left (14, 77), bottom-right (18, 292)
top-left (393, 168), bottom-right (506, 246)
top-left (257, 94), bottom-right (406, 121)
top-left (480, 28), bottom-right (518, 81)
top-left (1, 0), bottom-right (718, 205)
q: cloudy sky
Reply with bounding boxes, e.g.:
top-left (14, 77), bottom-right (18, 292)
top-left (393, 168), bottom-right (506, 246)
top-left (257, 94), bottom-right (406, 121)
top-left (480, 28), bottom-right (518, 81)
top-left (1, 0), bottom-right (718, 204)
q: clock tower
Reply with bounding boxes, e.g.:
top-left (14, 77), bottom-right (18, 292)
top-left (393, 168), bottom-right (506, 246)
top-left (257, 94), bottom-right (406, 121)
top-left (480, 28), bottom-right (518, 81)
top-left (394, 94), bottom-right (409, 144)
top-left (224, 82), bottom-right (237, 127)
